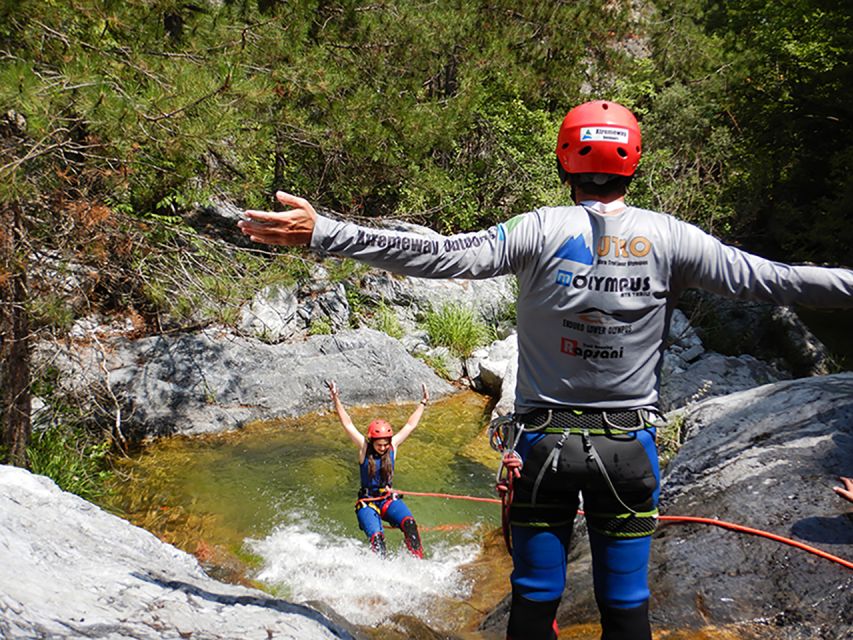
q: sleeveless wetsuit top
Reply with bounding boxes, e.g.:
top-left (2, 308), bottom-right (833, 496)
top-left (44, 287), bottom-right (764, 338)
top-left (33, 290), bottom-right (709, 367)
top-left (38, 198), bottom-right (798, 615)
top-left (359, 448), bottom-right (395, 496)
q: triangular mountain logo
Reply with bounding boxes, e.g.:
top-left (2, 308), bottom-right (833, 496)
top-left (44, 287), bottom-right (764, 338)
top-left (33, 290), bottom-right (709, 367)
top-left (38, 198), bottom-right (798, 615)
top-left (554, 234), bottom-right (594, 265)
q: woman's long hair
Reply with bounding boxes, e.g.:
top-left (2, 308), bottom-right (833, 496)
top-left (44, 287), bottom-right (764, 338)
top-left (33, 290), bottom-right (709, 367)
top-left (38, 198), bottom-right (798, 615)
top-left (367, 441), bottom-right (394, 487)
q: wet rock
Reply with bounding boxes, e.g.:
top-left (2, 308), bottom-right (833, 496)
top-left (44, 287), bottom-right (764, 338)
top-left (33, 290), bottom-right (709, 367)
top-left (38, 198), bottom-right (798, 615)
top-left (0, 465), bottom-right (356, 640)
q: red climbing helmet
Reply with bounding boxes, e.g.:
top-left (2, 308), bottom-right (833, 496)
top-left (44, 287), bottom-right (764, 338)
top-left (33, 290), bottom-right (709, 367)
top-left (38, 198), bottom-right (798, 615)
top-left (367, 419), bottom-right (394, 440)
top-left (555, 100), bottom-right (642, 177)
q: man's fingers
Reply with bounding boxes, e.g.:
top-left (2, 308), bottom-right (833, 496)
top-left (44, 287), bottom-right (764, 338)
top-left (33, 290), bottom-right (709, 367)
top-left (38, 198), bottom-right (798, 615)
top-left (834, 486), bottom-right (853, 503)
top-left (276, 190), bottom-right (312, 211)
top-left (242, 228), bottom-right (306, 246)
top-left (242, 209), bottom-right (282, 223)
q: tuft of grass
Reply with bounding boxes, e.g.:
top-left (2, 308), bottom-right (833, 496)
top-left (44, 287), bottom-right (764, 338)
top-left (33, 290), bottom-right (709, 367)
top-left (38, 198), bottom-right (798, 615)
top-left (657, 411), bottom-right (686, 468)
top-left (27, 424), bottom-right (113, 501)
top-left (421, 302), bottom-right (489, 358)
top-left (416, 351), bottom-right (452, 380)
top-left (371, 299), bottom-right (404, 339)
top-left (309, 317), bottom-right (333, 335)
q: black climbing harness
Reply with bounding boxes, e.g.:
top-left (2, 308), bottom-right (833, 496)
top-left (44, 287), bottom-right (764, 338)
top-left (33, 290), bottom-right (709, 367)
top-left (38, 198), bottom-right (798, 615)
top-left (488, 406), bottom-right (666, 552)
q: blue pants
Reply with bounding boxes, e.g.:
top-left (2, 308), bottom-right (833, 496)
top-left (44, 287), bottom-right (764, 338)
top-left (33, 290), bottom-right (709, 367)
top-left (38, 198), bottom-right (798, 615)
top-left (510, 428), bottom-right (660, 609)
top-left (356, 495), bottom-right (414, 538)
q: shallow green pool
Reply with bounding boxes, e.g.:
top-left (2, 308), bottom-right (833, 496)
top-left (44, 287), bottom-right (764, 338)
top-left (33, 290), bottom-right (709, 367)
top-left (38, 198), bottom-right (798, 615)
top-left (102, 390), bottom-right (504, 628)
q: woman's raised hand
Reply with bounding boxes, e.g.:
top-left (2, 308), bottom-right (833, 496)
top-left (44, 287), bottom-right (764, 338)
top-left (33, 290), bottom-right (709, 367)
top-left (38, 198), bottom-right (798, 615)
top-left (421, 383), bottom-right (430, 405)
top-left (238, 191), bottom-right (317, 246)
top-left (326, 380), bottom-right (339, 402)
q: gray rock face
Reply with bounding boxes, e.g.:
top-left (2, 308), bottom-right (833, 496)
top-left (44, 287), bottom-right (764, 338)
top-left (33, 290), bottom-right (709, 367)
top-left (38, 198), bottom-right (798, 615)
top-left (653, 373), bottom-right (853, 637)
top-left (0, 465), bottom-right (355, 640)
top-left (361, 271), bottom-right (516, 324)
top-left (659, 352), bottom-right (789, 411)
top-left (42, 328), bottom-right (453, 439)
top-left (679, 291), bottom-right (834, 376)
top-left (239, 283), bottom-right (302, 342)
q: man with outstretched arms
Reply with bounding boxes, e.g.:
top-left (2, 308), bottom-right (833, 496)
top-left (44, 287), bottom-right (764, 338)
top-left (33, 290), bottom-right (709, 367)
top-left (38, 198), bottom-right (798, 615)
top-left (239, 100), bottom-right (853, 640)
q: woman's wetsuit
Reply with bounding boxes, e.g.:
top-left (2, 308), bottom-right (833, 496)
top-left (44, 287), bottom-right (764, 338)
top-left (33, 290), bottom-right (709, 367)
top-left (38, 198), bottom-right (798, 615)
top-left (356, 447), bottom-right (422, 557)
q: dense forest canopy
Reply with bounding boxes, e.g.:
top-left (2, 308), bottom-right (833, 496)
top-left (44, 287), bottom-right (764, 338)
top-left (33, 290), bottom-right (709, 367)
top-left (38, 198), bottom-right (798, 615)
top-left (3, 0), bottom-right (852, 250)
top-left (1, 1), bottom-right (852, 465)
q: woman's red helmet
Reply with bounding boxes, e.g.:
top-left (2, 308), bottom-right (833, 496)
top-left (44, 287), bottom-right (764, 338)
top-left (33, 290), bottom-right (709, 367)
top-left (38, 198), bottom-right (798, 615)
top-left (367, 419), bottom-right (394, 440)
top-left (555, 100), bottom-right (642, 177)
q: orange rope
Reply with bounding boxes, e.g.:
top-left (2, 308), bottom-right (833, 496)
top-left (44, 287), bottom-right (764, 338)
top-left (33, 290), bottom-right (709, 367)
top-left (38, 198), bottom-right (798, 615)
top-left (654, 514), bottom-right (853, 571)
top-left (395, 488), bottom-right (853, 570)
top-left (398, 489), bottom-right (501, 504)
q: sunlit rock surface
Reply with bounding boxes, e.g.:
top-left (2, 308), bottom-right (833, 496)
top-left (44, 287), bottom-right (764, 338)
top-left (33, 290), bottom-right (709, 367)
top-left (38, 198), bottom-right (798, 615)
top-left (0, 465), bottom-right (357, 640)
top-left (39, 328), bottom-right (453, 440)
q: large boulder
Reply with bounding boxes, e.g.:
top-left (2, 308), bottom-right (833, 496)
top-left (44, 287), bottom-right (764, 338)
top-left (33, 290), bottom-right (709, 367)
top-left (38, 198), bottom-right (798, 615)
top-left (0, 465), bottom-right (357, 640)
top-left (40, 328), bottom-right (453, 440)
top-left (678, 291), bottom-right (834, 376)
top-left (651, 373), bottom-right (853, 637)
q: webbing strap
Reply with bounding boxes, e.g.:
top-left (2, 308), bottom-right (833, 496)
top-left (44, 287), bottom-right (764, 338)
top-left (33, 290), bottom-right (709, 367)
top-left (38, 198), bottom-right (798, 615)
top-left (530, 428), bottom-right (570, 506)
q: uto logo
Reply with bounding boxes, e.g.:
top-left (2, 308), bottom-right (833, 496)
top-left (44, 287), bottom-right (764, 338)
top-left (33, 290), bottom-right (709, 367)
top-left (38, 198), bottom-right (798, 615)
top-left (597, 235), bottom-right (652, 259)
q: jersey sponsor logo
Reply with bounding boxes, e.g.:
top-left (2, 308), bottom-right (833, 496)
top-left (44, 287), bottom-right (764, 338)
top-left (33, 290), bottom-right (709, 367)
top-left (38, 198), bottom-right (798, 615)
top-left (498, 214), bottom-right (525, 241)
top-left (597, 235), bottom-right (652, 259)
top-left (554, 270), bottom-right (650, 294)
top-left (556, 269), bottom-right (574, 286)
top-left (563, 307), bottom-right (635, 335)
top-left (443, 228), bottom-right (497, 252)
top-left (579, 127), bottom-right (630, 143)
top-left (355, 229), bottom-right (440, 254)
top-left (560, 337), bottom-right (624, 360)
top-left (554, 234), bottom-right (594, 265)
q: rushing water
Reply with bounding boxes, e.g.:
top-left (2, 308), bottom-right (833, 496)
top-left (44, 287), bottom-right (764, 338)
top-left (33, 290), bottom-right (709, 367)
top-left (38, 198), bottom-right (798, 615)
top-left (103, 390), bottom-right (506, 633)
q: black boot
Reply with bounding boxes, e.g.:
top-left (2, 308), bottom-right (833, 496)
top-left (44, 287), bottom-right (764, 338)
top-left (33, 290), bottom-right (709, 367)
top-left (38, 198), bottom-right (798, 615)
top-left (400, 516), bottom-right (423, 558)
top-left (599, 601), bottom-right (651, 640)
top-left (506, 588), bottom-right (559, 640)
top-left (369, 531), bottom-right (387, 557)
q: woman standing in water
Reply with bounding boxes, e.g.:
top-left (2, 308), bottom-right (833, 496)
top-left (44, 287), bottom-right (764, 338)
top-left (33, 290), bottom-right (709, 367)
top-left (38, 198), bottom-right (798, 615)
top-left (327, 380), bottom-right (429, 558)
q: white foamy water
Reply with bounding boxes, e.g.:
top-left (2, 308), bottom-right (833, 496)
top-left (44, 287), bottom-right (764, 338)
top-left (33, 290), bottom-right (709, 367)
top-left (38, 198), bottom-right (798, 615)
top-left (247, 516), bottom-right (481, 626)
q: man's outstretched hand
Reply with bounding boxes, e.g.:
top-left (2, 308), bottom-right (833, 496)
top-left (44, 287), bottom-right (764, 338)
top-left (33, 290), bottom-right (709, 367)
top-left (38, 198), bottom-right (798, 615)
top-left (834, 476), bottom-right (853, 504)
top-left (238, 191), bottom-right (317, 246)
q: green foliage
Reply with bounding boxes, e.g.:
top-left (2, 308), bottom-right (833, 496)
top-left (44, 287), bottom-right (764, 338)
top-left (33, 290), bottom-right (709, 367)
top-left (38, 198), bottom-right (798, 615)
top-left (421, 302), bottom-right (489, 358)
top-left (415, 351), bottom-right (453, 380)
top-left (325, 258), bottom-right (370, 284)
top-left (641, 0), bottom-right (853, 261)
top-left (28, 425), bottom-right (112, 501)
top-left (370, 299), bottom-right (404, 340)
top-left (657, 411), bottom-right (686, 468)
top-left (29, 292), bottom-right (75, 332)
top-left (344, 285), bottom-right (366, 327)
top-left (308, 317), bottom-right (332, 335)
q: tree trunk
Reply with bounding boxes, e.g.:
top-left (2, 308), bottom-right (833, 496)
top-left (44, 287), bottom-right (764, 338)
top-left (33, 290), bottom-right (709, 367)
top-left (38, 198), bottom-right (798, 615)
top-left (1, 203), bottom-right (31, 468)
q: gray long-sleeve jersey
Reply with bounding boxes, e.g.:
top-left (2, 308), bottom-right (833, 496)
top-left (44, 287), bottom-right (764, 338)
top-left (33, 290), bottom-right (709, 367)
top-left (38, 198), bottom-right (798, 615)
top-left (310, 204), bottom-right (853, 411)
